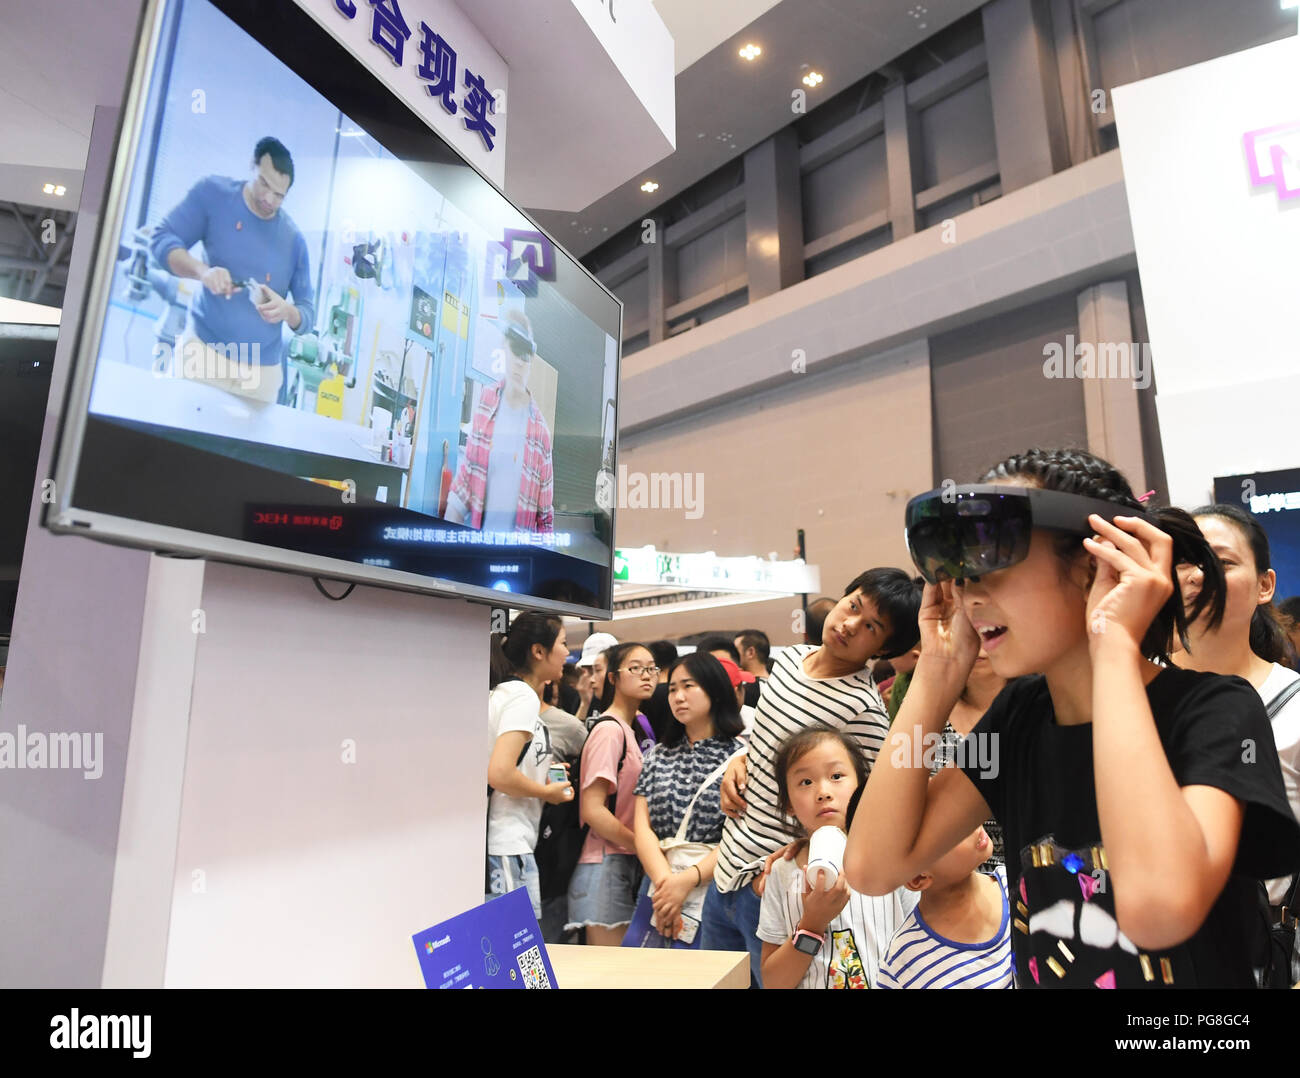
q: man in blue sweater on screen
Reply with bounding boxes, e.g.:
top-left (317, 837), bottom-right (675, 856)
top-left (150, 136), bottom-right (315, 404)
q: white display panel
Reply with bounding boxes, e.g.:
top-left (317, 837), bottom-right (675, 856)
top-left (1113, 34), bottom-right (1300, 506)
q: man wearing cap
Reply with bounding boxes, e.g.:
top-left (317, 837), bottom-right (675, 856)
top-left (445, 309), bottom-right (554, 534)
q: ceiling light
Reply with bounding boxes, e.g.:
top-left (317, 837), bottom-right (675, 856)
top-left (55, 185), bottom-right (66, 196)
top-left (739, 44), bottom-right (761, 61)
top-left (802, 71), bottom-right (824, 88)
top-left (43, 182), bottom-right (68, 195)
top-left (640, 180), bottom-right (659, 193)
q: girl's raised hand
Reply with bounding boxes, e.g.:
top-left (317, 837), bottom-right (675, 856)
top-left (916, 579), bottom-right (980, 672)
top-left (1083, 513), bottom-right (1174, 655)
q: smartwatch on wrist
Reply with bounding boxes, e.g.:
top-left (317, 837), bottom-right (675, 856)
top-left (792, 928), bottom-right (824, 955)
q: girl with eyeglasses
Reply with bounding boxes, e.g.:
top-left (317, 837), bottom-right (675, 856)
top-left (847, 448), bottom-right (1300, 988)
top-left (566, 642), bottom-right (657, 944)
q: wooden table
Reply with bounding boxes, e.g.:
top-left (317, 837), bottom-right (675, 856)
top-left (546, 945), bottom-right (750, 990)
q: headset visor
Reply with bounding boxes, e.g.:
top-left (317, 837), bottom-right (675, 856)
top-left (904, 484), bottom-right (1150, 584)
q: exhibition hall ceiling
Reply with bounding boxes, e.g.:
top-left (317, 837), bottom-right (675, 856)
top-left (535, 0), bottom-right (987, 256)
top-left (0, 0), bottom-right (142, 210)
top-left (0, 0), bottom-right (985, 251)
top-left (652, 0), bottom-right (788, 74)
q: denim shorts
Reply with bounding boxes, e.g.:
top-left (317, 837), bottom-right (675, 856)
top-left (566, 854), bottom-right (641, 931)
top-left (486, 853), bottom-right (542, 920)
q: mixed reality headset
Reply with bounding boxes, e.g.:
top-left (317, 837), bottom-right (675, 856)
top-left (904, 483), bottom-right (1154, 585)
top-left (503, 321), bottom-right (536, 358)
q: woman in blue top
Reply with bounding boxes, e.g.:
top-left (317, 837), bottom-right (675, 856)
top-left (633, 653), bottom-right (746, 945)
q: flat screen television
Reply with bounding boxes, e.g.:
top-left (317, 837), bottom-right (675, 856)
top-left (46, 0), bottom-right (621, 619)
top-left (1, 329), bottom-right (57, 642)
top-left (1214, 467), bottom-right (1300, 601)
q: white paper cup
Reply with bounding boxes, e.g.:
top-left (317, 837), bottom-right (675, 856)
top-left (805, 825), bottom-right (847, 890)
top-left (370, 407), bottom-right (391, 449)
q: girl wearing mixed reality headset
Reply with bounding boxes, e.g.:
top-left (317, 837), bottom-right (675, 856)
top-left (845, 447), bottom-right (1300, 989)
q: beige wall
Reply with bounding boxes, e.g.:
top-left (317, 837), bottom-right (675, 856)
top-left (592, 338), bottom-right (931, 647)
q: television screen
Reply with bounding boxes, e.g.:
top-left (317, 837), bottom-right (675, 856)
top-left (1214, 468), bottom-right (1300, 601)
top-left (1, 330), bottom-right (57, 641)
top-left (46, 0), bottom-right (621, 618)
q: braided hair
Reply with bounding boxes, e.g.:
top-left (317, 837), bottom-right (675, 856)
top-left (981, 448), bottom-right (1225, 662)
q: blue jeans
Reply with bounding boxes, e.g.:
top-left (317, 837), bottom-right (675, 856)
top-left (486, 853), bottom-right (542, 920)
top-left (700, 879), bottom-right (764, 988)
top-left (566, 854), bottom-right (641, 931)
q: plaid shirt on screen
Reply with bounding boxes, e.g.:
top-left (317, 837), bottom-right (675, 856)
top-left (448, 381), bottom-right (554, 532)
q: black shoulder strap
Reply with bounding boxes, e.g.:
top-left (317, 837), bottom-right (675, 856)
top-left (486, 730), bottom-right (535, 799)
top-left (588, 715), bottom-right (630, 770)
top-left (586, 716), bottom-right (630, 814)
top-left (1266, 678), bottom-right (1300, 721)
top-left (1263, 680), bottom-right (1300, 907)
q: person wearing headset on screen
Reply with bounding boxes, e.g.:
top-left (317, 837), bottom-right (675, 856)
top-left (149, 136), bottom-right (315, 405)
top-left (444, 309), bottom-right (554, 535)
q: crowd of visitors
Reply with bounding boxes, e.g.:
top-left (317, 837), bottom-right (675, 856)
top-left (484, 446), bottom-right (1300, 988)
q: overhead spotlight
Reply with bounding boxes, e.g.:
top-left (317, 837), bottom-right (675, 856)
top-left (640, 180), bottom-right (659, 193)
top-left (802, 71), bottom-right (824, 88)
top-left (739, 44), bottom-right (762, 61)
top-left (55, 185), bottom-right (66, 196)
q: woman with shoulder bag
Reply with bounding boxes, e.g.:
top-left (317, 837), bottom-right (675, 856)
top-left (631, 652), bottom-right (746, 947)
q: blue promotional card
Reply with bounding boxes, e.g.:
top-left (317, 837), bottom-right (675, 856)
top-left (412, 887), bottom-right (558, 989)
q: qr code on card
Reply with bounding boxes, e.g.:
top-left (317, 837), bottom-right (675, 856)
top-left (516, 945), bottom-right (551, 989)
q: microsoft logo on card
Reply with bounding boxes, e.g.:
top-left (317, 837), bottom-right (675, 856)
top-left (1244, 121), bottom-right (1300, 202)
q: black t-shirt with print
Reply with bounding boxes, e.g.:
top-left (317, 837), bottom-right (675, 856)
top-left (958, 666), bottom-right (1300, 989)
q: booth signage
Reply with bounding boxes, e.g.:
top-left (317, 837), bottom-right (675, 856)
top-left (1214, 466), bottom-right (1300, 598)
top-left (412, 887), bottom-right (557, 989)
top-left (294, 0), bottom-right (508, 185)
top-left (613, 547), bottom-right (819, 594)
top-left (614, 589), bottom-right (735, 613)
